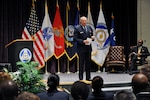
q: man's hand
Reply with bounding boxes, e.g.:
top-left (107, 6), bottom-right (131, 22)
top-left (83, 40), bottom-right (89, 44)
top-left (91, 36), bottom-right (95, 40)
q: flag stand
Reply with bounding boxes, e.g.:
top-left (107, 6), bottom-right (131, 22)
top-left (76, 55), bottom-right (79, 73)
top-left (57, 59), bottom-right (61, 74)
top-left (67, 60), bottom-right (70, 74)
top-left (44, 61), bottom-right (49, 75)
top-left (97, 66), bottom-right (101, 73)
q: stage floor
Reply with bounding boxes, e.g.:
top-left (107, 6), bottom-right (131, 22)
top-left (42, 72), bottom-right (134, 89)
top-left (41, 71), bottom-right (135, 100)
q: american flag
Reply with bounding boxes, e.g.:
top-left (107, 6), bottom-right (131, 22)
top-left (22, 7), bottom-right (45, 68)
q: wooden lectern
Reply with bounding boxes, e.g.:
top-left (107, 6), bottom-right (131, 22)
top-left (5, 39), bottom-right (33, 71)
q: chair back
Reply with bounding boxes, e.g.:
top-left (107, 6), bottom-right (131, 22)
top-left (108, 46), bottom-right (125, 61)
top-left (105, 46), bottom-right (126, 72)
top-left (136, 92), bottom-right (150, 100)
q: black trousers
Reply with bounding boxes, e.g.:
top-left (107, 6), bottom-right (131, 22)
top-left (130, 55), bottom-right (145, 71)
top-left (78, 51), bottom-right (91, 80)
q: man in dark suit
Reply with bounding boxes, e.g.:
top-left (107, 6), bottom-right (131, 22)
top-left (74, 16), bottom-right (95, 80)
top-left (130, 39), bottom-right (150, 72)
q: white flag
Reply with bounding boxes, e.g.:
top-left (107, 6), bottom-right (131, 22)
top-left (91, 8), bottom-right (110, 66)
top-left (42, 9), bottom-right (54, 61)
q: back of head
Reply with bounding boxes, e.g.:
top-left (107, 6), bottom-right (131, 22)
top-left (16, 91), bottom-right (40, 100)
top-left (47, 73), bottom-right (59, 90)
top-left (91, 76), bottom-right (103, 94)
top-left (92, 76), bottom-right (103, 89)
top-left (71, 81), bottom-right (89, 100)
top-left (140, 64), bottom-right (150, 82)
top-left (132, 73), bottom-right (149, 94)
top-left (0, 72), bottom-right (11, 83)
top-left (114, 90), bottom-right (136, 100)
top-left (0, 79), bottom-right (18, 100)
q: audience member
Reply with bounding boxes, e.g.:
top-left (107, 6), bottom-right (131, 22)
top-left (71, 81), bottom-right (89, 100)
top-left (0, 71), bottom-right (12, 82)
top-left (37, 73), bottom-right (69, 100)
top-left (87, 76), bottom-right (114, 100)
top-left (140, 64), bottom-right (150, 82)
top-left (0, 79), bottom-right (18, 100)
top-left (113, 90), bottom-right (136, 100)
top-left (16, 91), bottom-right (40, 100)
top-left (0, 72), bottom-right (18, 100)
top-left (132, 73), bottom-right (150, 95)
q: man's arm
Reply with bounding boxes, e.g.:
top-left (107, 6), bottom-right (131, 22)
top-left (141, 47), bottom-right (150, 57)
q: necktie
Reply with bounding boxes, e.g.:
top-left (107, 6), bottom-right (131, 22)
top-left (83, 26), bottom-right (86, 32)
top-left (137, 47), bottom-right (141, 59)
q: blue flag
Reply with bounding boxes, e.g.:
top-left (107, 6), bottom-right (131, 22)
top-left (74, 9), bottom-right (80, 26)
top-left (110, 15), bottom-right (116, 46)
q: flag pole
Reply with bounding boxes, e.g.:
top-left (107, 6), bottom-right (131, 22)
top-left (56, 0), bottom-right (61, 74)
top-left (66, 0), bottom-right (70, 74)
top-left (76, 0), bottom-right (79, 73)
top-left (32, 0), bottom-right (35, 8)
top-left (44, 0), bottom-right (49, 75)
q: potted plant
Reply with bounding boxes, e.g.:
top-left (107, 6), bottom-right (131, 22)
top-left (5, 61), bottom-right (46, 94)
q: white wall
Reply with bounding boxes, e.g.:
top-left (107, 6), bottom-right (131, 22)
top-left (137, 0), bottom-right (150, 60)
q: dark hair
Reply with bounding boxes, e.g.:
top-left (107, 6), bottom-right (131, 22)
top-left (114, 90), bottom-right (136, 100)
top-left (16, 91), bottom-right (40, 100)
top-left (71, 81), bottom-right (89, 100)
top-left (47, 73), bottom-right (60, 89)
top-left (92, 76), bottom-right (103, 89)
top-left (91, 76), bottom-right (104, 96)
top-left (0, 79), bottom-right (18, 100)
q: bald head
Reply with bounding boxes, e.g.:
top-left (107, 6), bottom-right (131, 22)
top-left (132, 73), bottom-right (148, 83)
top-left (137, 39), bottom-right (143, 46)
top-left (140, 64), bottom-right (150, 82)
top-left (80, 16), bottom-right (87, 26)
top-left (132, 73), bottom-right (149, 94)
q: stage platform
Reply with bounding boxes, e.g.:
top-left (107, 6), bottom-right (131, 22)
top-left (42, 72), bottom-right (134, 92)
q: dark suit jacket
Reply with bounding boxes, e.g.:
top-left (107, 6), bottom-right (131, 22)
top-left (36, 90), bottom-right (69, 100)
top-left (131, 46), bottom-right (150, 58)
top-left (87, 91), bottom-right (114, 100)
top-left (74, 25), bottom-right (93, 53)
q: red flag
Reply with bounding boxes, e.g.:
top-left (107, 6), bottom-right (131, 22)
top-left (53, 6), bottom-right (65, 58)
top-left (22, 7), bottom-right (45, 68)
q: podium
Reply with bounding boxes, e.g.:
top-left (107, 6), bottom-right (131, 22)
top-left (5, 39), bottom-right (33, 71)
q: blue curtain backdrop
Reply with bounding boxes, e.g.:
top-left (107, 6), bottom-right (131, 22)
top-left (0, 0), bottom-right (137, 72)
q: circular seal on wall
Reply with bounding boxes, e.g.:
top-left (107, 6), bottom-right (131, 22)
top-left (19, 48), bottom-right (32, 63)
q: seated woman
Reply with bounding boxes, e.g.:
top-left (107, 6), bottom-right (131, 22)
top-left (87, 76), bottom-right (114, 100)
top-left (37, 73), bottom-right (69, 100)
